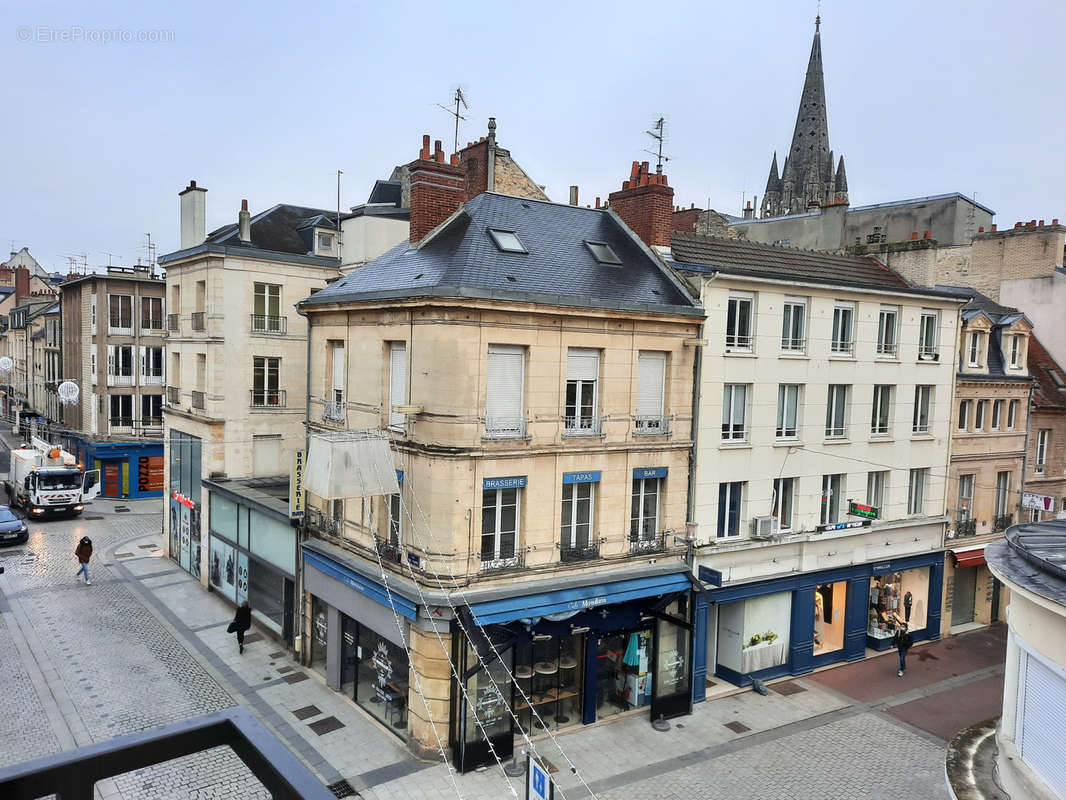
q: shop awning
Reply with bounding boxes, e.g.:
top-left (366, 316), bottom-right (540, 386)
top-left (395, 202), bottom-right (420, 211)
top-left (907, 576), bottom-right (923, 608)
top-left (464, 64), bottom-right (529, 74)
top-left (467, 571), bottom-right (692, 626)
top-left (304, 548), bottom-right (417, 620)
top-left (951, 544), bottom-right (986, 569)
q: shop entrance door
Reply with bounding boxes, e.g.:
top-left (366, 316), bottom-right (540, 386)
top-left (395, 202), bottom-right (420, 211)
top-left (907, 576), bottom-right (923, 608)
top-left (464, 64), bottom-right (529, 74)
top-left (454, 632), bottom-right (514, 772)
top-left (103, 462), bottom-right (121, 497)
top-left (951, 566), bottom-right (977, 626)
top-left (649, 594), bottom-right (693, 721)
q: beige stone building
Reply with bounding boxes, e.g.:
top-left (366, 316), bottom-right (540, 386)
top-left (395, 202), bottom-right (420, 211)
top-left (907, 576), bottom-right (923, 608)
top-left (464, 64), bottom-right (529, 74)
top-left (1023, 337), bottom-right (1066, 523)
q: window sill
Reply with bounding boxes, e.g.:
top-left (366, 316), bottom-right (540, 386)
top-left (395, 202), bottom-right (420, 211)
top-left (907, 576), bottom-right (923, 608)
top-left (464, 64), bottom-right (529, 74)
top-left (828, 354), bottom-right (856, 361)
top-left (719, 440), bottom-right (751, 449)
top-left (633, 429), bottom-right (672, 438)
top-left (869, 434), bottom-right (894, 442)
top-left (779, 351), bottom-right (808, 359)
top-left (823, 437), bottom-right (850, 445)
top-left (481, 434), bottom-right (533, 443)
top-left (911, 432), bottom-right (934, 440)
top-left (723, 350), bottom-right (756, 358)
top-left (773, 438), bottom-right (800, 447)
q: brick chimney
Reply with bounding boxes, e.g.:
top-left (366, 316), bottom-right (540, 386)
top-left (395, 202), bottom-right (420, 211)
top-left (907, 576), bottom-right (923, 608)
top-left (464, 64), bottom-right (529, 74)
top-left (608, 161), bottom-right (675, 248)
top-left (14, 266), bottom-right (29, 301)
top-left (408, 135), bottom-right (465, 244)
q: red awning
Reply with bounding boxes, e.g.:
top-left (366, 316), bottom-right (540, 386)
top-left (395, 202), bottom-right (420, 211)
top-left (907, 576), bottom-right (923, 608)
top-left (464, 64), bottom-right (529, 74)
top-left (952, 547), bottom-right (986, 569)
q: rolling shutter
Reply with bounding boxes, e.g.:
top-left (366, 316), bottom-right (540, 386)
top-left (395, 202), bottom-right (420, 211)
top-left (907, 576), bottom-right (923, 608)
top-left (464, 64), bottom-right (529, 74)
top-left (1020, 650), bottom-right (1066, 797)
top-left (567, 348), bottom-right (599, 381)
top-left (486, 346), bottom-right (524, 424)
top-left (332, 344), bottom-right (345, 393)
top-left (389, 342), bottom-right (406, 427)
top-left (636, 352), bottom-right (666, 418)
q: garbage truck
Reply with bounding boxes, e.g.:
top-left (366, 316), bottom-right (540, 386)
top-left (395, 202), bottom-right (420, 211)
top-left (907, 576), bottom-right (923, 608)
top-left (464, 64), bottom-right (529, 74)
top-left (4, 437), bottom-right (100, 517)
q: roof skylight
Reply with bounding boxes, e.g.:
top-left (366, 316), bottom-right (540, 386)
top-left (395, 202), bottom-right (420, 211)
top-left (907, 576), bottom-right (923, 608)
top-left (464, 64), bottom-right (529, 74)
top-left (585, 241), bottom-right (622, 265)
top-left (488, 228), bottom-right (527, 253)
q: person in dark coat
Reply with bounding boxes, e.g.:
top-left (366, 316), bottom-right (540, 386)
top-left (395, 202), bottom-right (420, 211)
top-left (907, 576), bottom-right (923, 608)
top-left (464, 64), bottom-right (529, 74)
top-left (74, 536), bottom-right (93, 585)
top-left (893, 623), bottom-right (913, 677)
top-left (230, 601), bottom-right (252, 654)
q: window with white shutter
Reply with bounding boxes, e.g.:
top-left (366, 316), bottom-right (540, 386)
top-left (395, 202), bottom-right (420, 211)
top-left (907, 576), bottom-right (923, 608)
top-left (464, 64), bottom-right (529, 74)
top-left (635, 351), bottom-right (666, 433)
top-left (389, 342), bottom-right (407, 428)
top-left (565, 348), bottom-right (600, 435)
top-left (486, 345), bottom-right (525, 438)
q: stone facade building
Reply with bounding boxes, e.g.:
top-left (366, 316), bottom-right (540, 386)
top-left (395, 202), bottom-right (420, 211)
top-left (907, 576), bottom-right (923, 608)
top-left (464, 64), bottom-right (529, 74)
top-left (1024, 337), bottom-right (1066, 523)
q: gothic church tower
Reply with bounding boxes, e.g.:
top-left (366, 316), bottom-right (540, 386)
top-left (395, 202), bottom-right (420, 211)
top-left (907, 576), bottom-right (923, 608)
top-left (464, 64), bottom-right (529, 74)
top-left (761, 16), bottom-right (848, 218)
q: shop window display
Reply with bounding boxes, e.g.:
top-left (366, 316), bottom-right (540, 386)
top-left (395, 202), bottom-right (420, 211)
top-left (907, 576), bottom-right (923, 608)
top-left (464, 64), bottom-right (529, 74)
top-left (655, 596), bottom-right (692, 702)
top-left (356, 626), bottom-right (409, 731)
top-left (716, 592), bottom-right (791, 675)
top-left (310, 596), bottom-right (329, 677)
top-left (813, 582), bottom-right (847, 655)
top-left (596, 629), bottom-right (652, 720)
top-left (868, 568), bottom-right (929, 640)
top-left (513, 634), bottom-right (584, 734)
top-left (463, 640), bottom-right (511, 746)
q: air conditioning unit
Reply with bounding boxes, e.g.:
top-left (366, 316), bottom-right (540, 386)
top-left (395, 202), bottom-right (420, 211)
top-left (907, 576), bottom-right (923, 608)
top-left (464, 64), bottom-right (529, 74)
top-left (750, 516), bottom-right (779, 540)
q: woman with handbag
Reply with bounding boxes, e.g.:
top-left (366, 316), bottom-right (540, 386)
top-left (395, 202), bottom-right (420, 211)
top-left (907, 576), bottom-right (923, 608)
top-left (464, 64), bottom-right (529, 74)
top-left (228, 601), bottom-right (252, 654)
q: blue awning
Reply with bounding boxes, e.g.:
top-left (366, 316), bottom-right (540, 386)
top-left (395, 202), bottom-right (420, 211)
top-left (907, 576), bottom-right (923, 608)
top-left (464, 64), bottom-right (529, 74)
top-left (468, 571), bottom-right (692, 626)
top-left (304, 549), bottom-right (417, 620)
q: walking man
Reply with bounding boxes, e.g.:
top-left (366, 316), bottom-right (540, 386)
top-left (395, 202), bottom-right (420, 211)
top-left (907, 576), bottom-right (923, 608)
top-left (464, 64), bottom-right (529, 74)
top-left (893, 623), bottom-right (913, 677)
top-left (75, 536), bottom-right (93, 585)
top-left (229, 601), bottom-right (252, 654)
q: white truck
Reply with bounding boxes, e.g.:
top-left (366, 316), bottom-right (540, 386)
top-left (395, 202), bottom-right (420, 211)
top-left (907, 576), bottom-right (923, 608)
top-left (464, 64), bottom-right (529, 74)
top-left (4, 437), bottom-right (100, 517)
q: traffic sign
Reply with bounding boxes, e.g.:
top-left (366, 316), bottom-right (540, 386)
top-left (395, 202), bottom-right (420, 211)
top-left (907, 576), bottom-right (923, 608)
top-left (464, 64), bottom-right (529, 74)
top-left (528, 753), bottom-right (554, 800)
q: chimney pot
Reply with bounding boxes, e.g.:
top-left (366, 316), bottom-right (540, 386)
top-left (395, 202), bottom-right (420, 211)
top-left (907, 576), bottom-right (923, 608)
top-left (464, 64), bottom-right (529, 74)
top-left (978, 226), bottom-right (984, 233)
top-left (923, 230), bottom-right (931, 239)
top-left (1053, 219), bottom-right (1059, 226)
top-left (595, 197), bottom-right (601, 209)
top-left (241, 199), bottom-right (248, 212)
top-left (1015, 222), bottom-right (1023, 229)
top-left (569, 186), bottom-right (579, 206)
top-left (991, 224), bottom-right (997, 231)
top-left (911, 231), bottom-right (919, 240)
top-left (420, 134), bottom-right (431, 160)
top-left (450, 153), bottom-right (459, 166)
top-left (1039, 219), bottom-right (1045, 227)
top-left (690, 202), bottom-right (694, 209)
top-left (1031, 219), bottom-right (1037, 227)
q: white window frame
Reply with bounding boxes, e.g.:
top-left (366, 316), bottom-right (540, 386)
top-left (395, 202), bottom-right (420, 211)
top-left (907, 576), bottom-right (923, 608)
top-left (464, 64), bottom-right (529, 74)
top-left (772, 477), bottom-right (794, 530)
top-left (90, 293), bottom-right (97, 335)
top-left (486, 345), bottom-right (526, 438)
top-left (867, 471), bottom-right (886, 511)
top-left (634, 351), bottom-right (667, 433)
top-left (958, 399), bottom-right (971, 432)
top-left (992, 399), bottom-right (1003, 431)
top-left (141, 393), bottom-right (162, 426)
top-left (108, 294), bottom-right (133, 335)
top-left (831, 302), bottom-right (854, 355)
top-left (630, 477), bottom-right (661, 542)
top-left (825, 384), bottom-right (848, 438)
top-left (1008, 400), bottom-right (1018, 431)
top-left (726, 293), bottom-right (754, 351)
top-left (141, 296), bottom-right (164, 332)
top-left (717, 481), bottom-right (744, 538)
top-left (387, 492), bottom-right (402, 546)
top-left (481, 487), bottom-right (520, 567)
top-left (821, 473), bottom-right (842, 524)
top-left (918, 310), bottom-right (939, 359)
top-left (871, 384), bottom-right (892, 436)
top-left (109, 393), bottom-right (133, 428)
top-left (722, 384), bottom-right (749, 441)
top-left (560, 481), bottom-right (594, 549)
top-left (317, 232), bottom-right (335, 253)
top-left (776, 384), bottom-right (800, 439)
top-left (781, 298), bottom-right (806, 353)
top-left (331, 341), bottom-right (345, 408)
top-left (907, 468), bottom-right (926, 516)
top-left (957, 474), bottom-right (975, 520)
top-left (994, 471), bottom-right (1011, 518)
top-left (1009, 334), bottom-right (1022, 368)
top-left (975, 399), bottom-right (987, 432)
top-left (565, 347), bottom-right (600, 435)
top-left (877, 306), bottom-right (899, 357)
top-left (967, 331), bottom-right (982, 367)
top-left (1037, 430), bottom-right (1049, 474)
top-left (912, 385), bottom-right (932, 434)
top-left (253, 283), bottom-right (282, 332)
top-left (389, 341), bottom-right (407, 429)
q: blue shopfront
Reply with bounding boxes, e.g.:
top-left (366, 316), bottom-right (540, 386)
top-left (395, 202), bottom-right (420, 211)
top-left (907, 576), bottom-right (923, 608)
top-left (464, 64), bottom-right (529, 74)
top-left (694, 551), bottom-right (944, 690)
top-left (62, 435), bottom-right (165, 499)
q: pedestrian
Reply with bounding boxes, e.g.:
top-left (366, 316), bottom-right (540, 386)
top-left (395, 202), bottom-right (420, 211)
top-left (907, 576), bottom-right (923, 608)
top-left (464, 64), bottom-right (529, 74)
top-left (74, 536), bottom-right (93, 585)
top-left (228, 601), bottom-right (252, 654)
top-left (893, 623), bottom-right (913, 677)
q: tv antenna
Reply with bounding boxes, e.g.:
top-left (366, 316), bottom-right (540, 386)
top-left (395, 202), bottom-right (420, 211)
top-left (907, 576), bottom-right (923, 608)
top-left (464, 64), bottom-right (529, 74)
top-left (101, 252), bottom-right (120, 268)
top-left (644, 116), bottom-right (671, 174)
top-left (142, 233), bottom-right (157, 273)
top-left (437, 87), bottom-right (468, 155)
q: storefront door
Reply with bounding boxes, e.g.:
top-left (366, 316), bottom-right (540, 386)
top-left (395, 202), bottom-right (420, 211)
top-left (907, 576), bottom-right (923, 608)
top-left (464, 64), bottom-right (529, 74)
top-left (952, 566), bottom-right (977, 626)
top-left (103, 462), bottom-right (121, 497)
top-left (650, 595), bottom-right (693, 721)
top-left (454, 636), bottom-right (514, 773)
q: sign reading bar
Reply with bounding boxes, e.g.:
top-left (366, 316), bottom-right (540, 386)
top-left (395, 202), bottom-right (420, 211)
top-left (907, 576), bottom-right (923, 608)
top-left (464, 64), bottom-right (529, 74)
top-left (562, 471), bottom-right (601, 484)
top-left (699, 565), bottom-right (723, 587)
top-left (848, 501), bottom-right (879, 520)
top-left (816, 520), bottom-right (871, 533)
top-left (633, 467), bottom-right (668, 480)
top-left (1022, 491), bottom-right (1054, 512)
top-left (483, 476), bottom-right (527, 490)
top-left (289, 449), bottom-right (305, 520)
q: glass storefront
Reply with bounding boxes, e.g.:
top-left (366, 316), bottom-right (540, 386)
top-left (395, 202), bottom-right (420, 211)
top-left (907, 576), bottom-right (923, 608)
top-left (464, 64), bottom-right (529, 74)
top-left (168, 430), bottom-right (202, 579)
top-left (717, 591), bottom-right (792, 676)
top-left (868, 567), bottom-right (930, 643)
top-left (514, 634), bottom-right (584, 734)
top-left (595, 629), bottom-right (652, 720)
top-left (310, 596), bottom-right (329, 677)
top-left (337, 613), bottom-right (411, 734)
top-left (813, 581), bottom-right (847, 655)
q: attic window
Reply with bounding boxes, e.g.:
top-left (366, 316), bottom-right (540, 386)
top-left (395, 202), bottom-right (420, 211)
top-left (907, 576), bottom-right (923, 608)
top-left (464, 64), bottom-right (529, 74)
top-left (488, 229), bottom-right (526, 254)
top-left (585, 241), bottom-right (622, 265)
top-left (1050, 368), bottom-right (1066, 388)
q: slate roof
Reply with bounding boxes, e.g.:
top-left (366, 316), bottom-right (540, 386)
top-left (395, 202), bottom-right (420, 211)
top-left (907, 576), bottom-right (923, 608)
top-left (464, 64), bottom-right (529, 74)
top-left (1029, 336), bottom-right (1066, 410)
top-left (207, 204), bottom-right (338, 255)
top-left (367, 180), bottom-right (402, 206)
top-left (301, 193), bottom-right (699, 315)
top-left (670, 231), bottom-right (933, 292)
top-left (936, 285), bottom-right (1035, 382)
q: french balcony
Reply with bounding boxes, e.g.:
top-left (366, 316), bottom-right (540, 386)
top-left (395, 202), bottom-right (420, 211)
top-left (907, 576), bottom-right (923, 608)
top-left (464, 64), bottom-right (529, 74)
top-left (322, 401), bottom-right (345, 423)
top-left (993, 514), bottom-right (1013, 533)
top-left (142, 373), bottom-right (165, 386)
top-left (108, 417), bottom-right (134, 433)
top-left (563, 415), bottom-right (602, 438)
top-left (191, 312), bottom-right (205, 331)
top-left (375, 536), bottom-right (403, 565)
top-left (484, 417), bottom-right (527, 440)
top-left (629, 531), bottom-right (665, 554)
top-left (142, 320), bottom-right (166, 336)
top-left (191, 390), bottom-right (205, 410)
top-left (251, 314), bottom-right (287, 335)
top-left (166, 313), bottom-right (179, 331)
top-left (831, 339), bottom-right (854, 356)
top-left (725, 333), bottom-right (753, 352)
top-left (918, 346), bottom-right (940, 362)
top-left (250, 389), bottom-right (286, 409)
top-left (954, 519), bottom-right (977, 538)
top-left (107, 373), bottom-right (135, 387)
top-left (876, 342), bottom-right (898, 357)
top-left (560, 540), bottom-right (600, 563)
top-left (108, 323), bottom-right (133, 336)
top-left (780, 337), bottom-right (806, 354)
top-left (634, 415), bottom-right (670, 435)
top-left (166, 386), bottom-right (180, 405)
top-left (478, 549), bottom-right (524, 573)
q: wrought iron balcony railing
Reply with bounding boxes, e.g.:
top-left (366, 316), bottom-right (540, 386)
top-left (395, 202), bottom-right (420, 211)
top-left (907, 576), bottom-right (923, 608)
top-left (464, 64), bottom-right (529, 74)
top-left (166, 313), bottom-right (179, 331)
top-left (166, 386), bottom-right (180, 405)
top-left (634, 415), bottom-right (670, 435)
top-left (322, 401), bottom-right (345, 422)
top-left (993, 514), bottom-right (1013, 532)
top-left (560, 540), bottom-right (600, 562)
top-left (629, 531), bottom-right (666, 554)
top-left (484, 417), bottom-right (527, 439)
top-left (250, 389), bottom-right (286, 408)
top-left (251, 314), bottom-right (287, 334)
top-left (375, 536), bottom-right (403, 565)
top-left (563, 415), bottom-right (602, 437)
top-left (478, 549), bottom-right (524, 572)
top-left (954, 519), bottom-right (977, 538)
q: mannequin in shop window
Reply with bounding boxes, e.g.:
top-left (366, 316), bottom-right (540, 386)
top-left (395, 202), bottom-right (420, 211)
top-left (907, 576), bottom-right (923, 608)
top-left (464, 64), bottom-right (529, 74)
top-left (814, 592), bottom-right (825, 647)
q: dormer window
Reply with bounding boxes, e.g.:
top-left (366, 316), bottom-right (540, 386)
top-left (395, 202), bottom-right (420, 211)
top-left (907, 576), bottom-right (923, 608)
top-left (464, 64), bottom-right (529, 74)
top-left (1009, 334), bottom-right (1025, 369)
top-left (585, 241), bottom-right (621, 265)
top-left (317, 232), bottom-right (335, 253)
top-left (488, 229), bottom-right (527, 254)
top-left (967, 331), bottom-right (983, 367)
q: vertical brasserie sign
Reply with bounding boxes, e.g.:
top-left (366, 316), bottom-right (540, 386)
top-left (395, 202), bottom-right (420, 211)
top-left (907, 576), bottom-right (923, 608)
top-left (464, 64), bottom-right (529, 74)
top-left (290, 449), bottom-right (305, 520)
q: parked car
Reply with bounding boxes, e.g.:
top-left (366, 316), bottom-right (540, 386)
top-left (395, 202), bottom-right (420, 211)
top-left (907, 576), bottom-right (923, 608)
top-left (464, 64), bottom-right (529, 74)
top-left (0, 505), bottom-right (28, 545)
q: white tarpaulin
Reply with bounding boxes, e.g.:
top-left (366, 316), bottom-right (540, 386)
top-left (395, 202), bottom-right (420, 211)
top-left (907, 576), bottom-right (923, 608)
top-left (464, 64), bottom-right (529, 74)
top-left (305, 431), bottom-right (399, 500)
top-left (1022, 492), bottom-right (1055, 512)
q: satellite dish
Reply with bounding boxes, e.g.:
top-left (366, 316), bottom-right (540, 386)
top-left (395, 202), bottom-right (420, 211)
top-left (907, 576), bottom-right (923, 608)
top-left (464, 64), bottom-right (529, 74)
top-left (57, 381), bottom-right (80, 405)
top-left (0, 356), bottom-right (12, 373)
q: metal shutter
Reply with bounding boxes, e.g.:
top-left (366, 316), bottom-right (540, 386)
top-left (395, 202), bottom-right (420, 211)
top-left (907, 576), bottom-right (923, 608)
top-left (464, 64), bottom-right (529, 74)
top-left (486, 346), bottom-right (524, 425)
top-left (389, 342), bottom-right (406, 427)
top-left (332, 344), bottom-right (345, 392)
top-left (1020, 650), bottom-right (1066, 797)
top-left (567, 348), bottom-right (599, 381)
top-left (636, 352), bottom-right (665, 417)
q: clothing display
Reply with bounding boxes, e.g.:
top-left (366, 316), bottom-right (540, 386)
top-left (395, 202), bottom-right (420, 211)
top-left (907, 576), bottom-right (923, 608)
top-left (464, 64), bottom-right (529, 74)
top-left (869, 573), bottom-right (904, 637)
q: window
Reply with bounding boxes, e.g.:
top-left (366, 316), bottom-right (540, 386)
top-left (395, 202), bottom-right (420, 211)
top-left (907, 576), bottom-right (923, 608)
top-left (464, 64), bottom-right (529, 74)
top-left (330, 341), bottom-right (345, 408)
top-left (716, 482), bottom-right (743, 538)
top-left (722, 384), bottom-right (748, 441)
top-left (912, 386), bottom-right (932, 434)
top-left (630, 478), bottom-right (660, 542)
top-left (253, 283), bottom-right (282, 332)
top-left (776, 384), bottom-right (800, 439)
top-left (635, 351), bottom-right (667, 433)
top-left (108, 294), bottom-right (133, 332)
top-left (831, 303), bottom-right (854, 355)
top-left (141, 296), bottom-right (164, 331)
top-left (488, 228), bottom-right (526, 253)
top-left (482, 487), bottom-right (519, 565)
top-left (1037, 430), bottom-right (1050, 474)
top-left (825, 384), bottom-right (848, 438)
top-left (967, 331), bottom-right (982, 367)
top-left (820, 474), bottom-right (842, 524)
top-left (957, 474), bottom-right (974, 520)
top-left (486, 345), bottom-right (525, 437)
top-left (107, 345), bottom-right (134, 381)
top-left (958, 400), bottom-right (971, 431)
top-left (141, 394), bottom-right (162, 425)
top-left (877, 306), bottom-right (898, 356)
top-left (974, 400), bottom-right (987, 432)
top-left (109, 394), bottom-right (133, 426)
top-left (1009, 334), bottom-right (1022, 368)
top-left (726, 293), bottom-right (753, 350)
top-left (772, 477), bottom-right (794, 530)
top-left (252, 356), bottom-right (281, 406)
top-left (871, 385), bottom-right (892, 435)
top-left (992, 399), bottom-right (1003, 431)
top-left (389, 342), bottom-right (407, 428)
top-left (994, 471), bottom-right (1010, 518)
top-left (565, 348), bottom-right (599, 434)
top-left (91, 293), bottom-right (97, 334)
top-left (781, 298), bottom-right (806, 352)
top-left (388, 493), bottom-right (401, 546)
top-left (561, 482), bottom-right (594, 549)
top-left (1007, 399), bottom-right (1018, 430)
top-left (141, 346), bottom-right (164, 384)
top-left (867, 471), bottom-right (887, 511)
top-left (907, 468), bottom-right (926, 515)
top-left (918, 311), bottom-right (938, 359)
top-left (317, 232), bottom-right (334, 252)
top-left (585, 241), bottom-right (621, 264)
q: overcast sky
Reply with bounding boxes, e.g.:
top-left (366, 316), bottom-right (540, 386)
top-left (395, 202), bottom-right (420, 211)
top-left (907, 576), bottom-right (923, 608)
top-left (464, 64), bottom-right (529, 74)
top-left (3, 0), bottom-right (1064, 270)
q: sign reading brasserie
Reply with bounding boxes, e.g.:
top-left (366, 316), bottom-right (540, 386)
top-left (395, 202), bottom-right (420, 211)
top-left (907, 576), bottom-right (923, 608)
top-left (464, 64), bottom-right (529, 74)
top-left (290, 449), bottom-right (305, 520)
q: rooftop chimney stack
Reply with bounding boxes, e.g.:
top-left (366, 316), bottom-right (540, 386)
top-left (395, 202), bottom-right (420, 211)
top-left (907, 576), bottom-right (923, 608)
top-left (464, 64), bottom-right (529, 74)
top-left (408, 134), bottom-right (466, 244)
top-left (607, 161), bottom-right (674, 248)
top-left (569, 186), bottom-right (579, 206)
top-left (238, 199), bottom-right (251, 244)
top-left (179, 180), bottom-right (208, 250)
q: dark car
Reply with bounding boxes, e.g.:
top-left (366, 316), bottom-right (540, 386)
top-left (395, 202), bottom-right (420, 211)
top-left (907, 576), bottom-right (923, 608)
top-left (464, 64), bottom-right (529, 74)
top-left (0, 505), bottom-right (28, 545)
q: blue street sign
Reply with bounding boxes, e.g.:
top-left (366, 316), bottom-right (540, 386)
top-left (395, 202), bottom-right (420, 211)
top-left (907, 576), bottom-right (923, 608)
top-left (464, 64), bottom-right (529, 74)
top-left (698, 566), bottom-right (723, 587)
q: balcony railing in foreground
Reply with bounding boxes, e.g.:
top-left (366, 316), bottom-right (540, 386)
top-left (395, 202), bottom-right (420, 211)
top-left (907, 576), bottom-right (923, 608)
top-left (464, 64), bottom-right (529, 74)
top-left (629, 531), bottom-right (666, 554)
top-left (954, 519), bottom-right (977, 538)
top-left (0, 707), bottom-right (335, 800)
top-left (993, 514), bottom-right (1013, 533)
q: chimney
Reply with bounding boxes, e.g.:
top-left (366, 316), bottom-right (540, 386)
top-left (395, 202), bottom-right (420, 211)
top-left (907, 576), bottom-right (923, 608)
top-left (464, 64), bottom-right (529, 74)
top-left (922, 230), bottom-right (931, 240)
top-left (743, 201), bottom-right (754, 220)
top-left (991, 224), bottom-right (997, 231)
top-left (408, 134), bottom-right (465, 243)
top-left (910, 231), bottom-right (919, 240)
top-left (607, 161), bottom-right (674, 248)
top-left (238, 199), bottom-right (252, 244)
top-left (14, 266), bottom-right (29, 301)
top-left (569, 186), bottom-right (579, 206)
top-left (179, 180), bottom-right (208, 249)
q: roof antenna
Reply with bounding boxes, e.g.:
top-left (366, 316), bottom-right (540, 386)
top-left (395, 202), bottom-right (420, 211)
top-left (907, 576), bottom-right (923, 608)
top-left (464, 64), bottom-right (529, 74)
top-left (437, 87), bottom-right (469, 155)
top-left (644, 116), bottom-right (671, 175)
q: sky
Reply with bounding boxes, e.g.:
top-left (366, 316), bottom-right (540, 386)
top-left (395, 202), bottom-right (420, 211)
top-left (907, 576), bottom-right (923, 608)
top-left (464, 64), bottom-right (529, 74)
top-left (2, 0), bottom-right (1064, 271)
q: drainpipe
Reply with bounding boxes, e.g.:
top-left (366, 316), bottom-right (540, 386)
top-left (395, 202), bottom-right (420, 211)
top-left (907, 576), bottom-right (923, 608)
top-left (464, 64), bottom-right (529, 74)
top-left (295, 303), bottom-right (313, 663)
